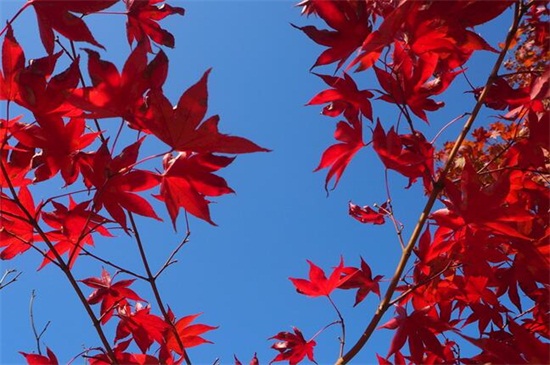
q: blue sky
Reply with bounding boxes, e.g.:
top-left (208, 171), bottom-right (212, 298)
top-left (0, 1), bottom-right (513, 364)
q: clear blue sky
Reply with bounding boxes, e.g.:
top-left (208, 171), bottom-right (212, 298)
top-left (0, 1), bottom-right (512, 364)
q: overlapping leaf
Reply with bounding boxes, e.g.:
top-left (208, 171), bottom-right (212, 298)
top-left (125, 0), bottom-right (185, 51)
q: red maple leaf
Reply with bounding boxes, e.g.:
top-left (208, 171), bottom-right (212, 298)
top-left (0, 186), bottom-right (39, 260)
top-left (39, 197), bottom-right (112, 269)
top-left (372, 121), bottom-right (434, 190)
top-left (165, 313), bottom-right (217, 355)
top-left (20, 347), bottom-right (58, 365)
top-left (80, 138), bottom-right (161, 230)
top-left (11, 48), bottom-right (81, 119)
top-left (1, 117), bottom-right (34, 188)
top-left (0, 25), bottom-right (24, 102)
top-left (115, 303), bottom-right (168, 353)
top-left (289, 257), bottom-right (350, 297)
top-left (431, 161), bottom-right (534, 239)
top-left (293, 0), bottom-right (371, 69)
top-left (379, 305), bottom-right (450, 364)
top-left (372, 44), bottom-right (460, 122)
top-left (88, 339), bottom-right (163, 365)
top-left (81, 269), bottom-right (144, 324)
top-left (269, 327), bottom-right (317, 365)
top-left (125, 0), bottom-right (185, 52)
top-left (338, 257), bottom-right (382, 306)
top-left (70, 45), bottom-right (168, 122)
top-left (11, 117), bottom-right (98, 184)
top-left (138, 69), bottom-right (268, 154)
top-left (348, 202), bottom-right (388, 225)
top-left (27, 0), bottom-right (118, 54)
top-left (314, 114), bottom-right (364, 191)
top-left (156, 152), bottom-right (235, 227)
top-left (307, 73), bottom-right (373, 120)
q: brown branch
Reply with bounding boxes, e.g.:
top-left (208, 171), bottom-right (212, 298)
top-left (0, 161), bottom-right (118, 364)
top-left (128, 213), bottom-right (192, 365)
top-left (335, 3), bottom-right (524, 364)
top-left (29, 290), bottom-right (51, 355)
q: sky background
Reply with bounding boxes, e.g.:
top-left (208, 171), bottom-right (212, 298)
top-left (0, 1), bottom-right (513, 364)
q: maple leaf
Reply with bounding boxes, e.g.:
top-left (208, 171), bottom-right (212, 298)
top-left (0, 25), bottom-right (24, 102)
top-left (20, 347), bottom-right (58, 365)
top-left (269, 327), bottom-right (317, 365)
top-left (80, 138), bottom-right (161, 230)
top-left (314, 115), bottom-right (364, 191)
top-left (293, 0), bottom-right (371, 69)
top-left (372, 44), bottom-right (461, 123)
top-left (348, 202), bottom-right (388, 225)
top-left (156, 152), bottom-right (235, 227)
top-left (372, 121), bottom-right (434, 190)
top-left (307, 73), bottom-right (373, 120)
top-left (165, 313), bottom-right (217, 355)
top-left (88, 339), bottom-right (160, 365)
top-left (70, 45), bottom-right (168, 122)
top-left (138, 69), bottom-right (268, 154)
top-left (338, 257), bottom-right (382, 306)
top-left (81, 268), bottom-right (144, 324)
top-left (115, 303), bottom-right (169, 353)
top-left (0, 118), bottom-right (34, 188)
top-left (28, 0), bottom-right (118, 54)
top-left (13, 50), bottom-right (81, 119)
top-left (0, 187), bottom-right (38, 260)
top-left (431, 161), bottom-right (534, 240)
top-left (379, 305), bottom-right (450, 364)
top-left (11, 117), bottom-right (98, 184)
top-left (39, 197), bottom-right (112, 269)
top-left (289, 257), bottom-right (350, 297)
top-left (125, 0), bottom-right (185, 51)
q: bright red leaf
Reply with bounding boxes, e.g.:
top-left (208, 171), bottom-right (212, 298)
top-left (156, 152), bottom-right (234, 227)
top-left (80, 138), bottom-right (161, 230)
top-left (348, 202), bottom-right (388, 225)
top-left (115, 303), bottom-right (168, 353)
top-left (28, 0), bottom-right (117, 54)
top-left (269, 327), bottom-right (317, 365)
top-left (138, 69), bottom-right (268, 154)
top-left (314, 115), bottom-right (364, 191)
top-left (81, 268), bottom-right (143, 324)
top-left (338, 257), bottom-right (382, 306)
top-left (125, 0), bottom-right (185, 51)
top-left (372, 121), bottom-right (434, 190)
top-left (39, 197), bottom-right (112, 269)
top-left (165, 313), bottom-right (217, 355)
top-left (289, 257), bottom-right (350, 297)
top-left (0, 24), bottom-right (24, 101)
top-left (307, 73), bottom-right (373, 120)
top-left (0, 186), bottom-right (39, 260)
top-left (70, 45), bottom-right (168, 122)
top-left (20, 347), bottom-right (58, 365)
top-left (11, 117), bottom-right (98, 184)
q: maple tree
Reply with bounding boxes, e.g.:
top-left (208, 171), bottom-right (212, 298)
top-left (0, 0), bottom-right (548, 365)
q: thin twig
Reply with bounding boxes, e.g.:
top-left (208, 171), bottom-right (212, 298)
top-left (129, 213), bottom-right (193, 365)
top-left (327, 295), bottom-right (346, 358)
top-left (0, 269), bottom-right (21, 290)
top-left (29, 290), bottom-right (51, 355)
top-left (155, 232), bottom-right (191, 279)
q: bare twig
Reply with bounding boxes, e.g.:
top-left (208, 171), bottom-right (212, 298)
top-left (0, 269), bottom-right (21, 290)
top-left (29, 290), bottom-right (51, 355)
top-left (129, 213), bottom-right (192, 365)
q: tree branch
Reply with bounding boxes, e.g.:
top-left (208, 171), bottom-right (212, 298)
top-left (335, 3), bottom-right (524, 363)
